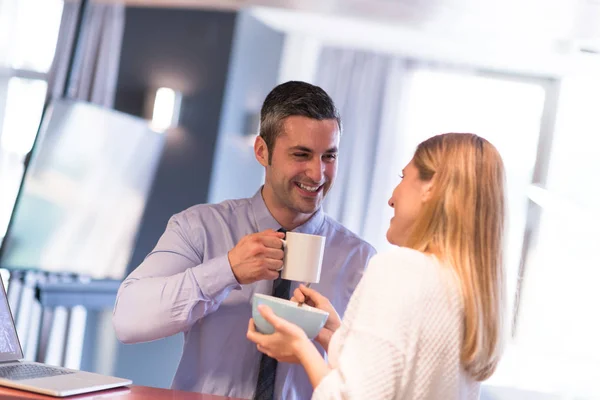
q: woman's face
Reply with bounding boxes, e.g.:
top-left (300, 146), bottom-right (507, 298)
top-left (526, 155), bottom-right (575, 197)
top-left (386, 159), bottom-right (432, 247)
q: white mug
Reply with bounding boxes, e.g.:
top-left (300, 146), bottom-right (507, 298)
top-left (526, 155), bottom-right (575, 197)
top-left (280, 232), bottom-right (325, 283)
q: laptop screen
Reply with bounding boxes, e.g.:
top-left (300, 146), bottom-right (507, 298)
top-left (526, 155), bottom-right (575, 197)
top-left (0, 275), bottom-right (23, 362)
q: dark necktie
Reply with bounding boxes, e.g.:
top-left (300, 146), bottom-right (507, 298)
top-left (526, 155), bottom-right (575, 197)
top-left (254, 228), bottom-right (290, 400)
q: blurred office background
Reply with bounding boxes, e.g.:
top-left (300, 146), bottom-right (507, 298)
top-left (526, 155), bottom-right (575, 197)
top-left (0, 0), bottom-right (599, 399)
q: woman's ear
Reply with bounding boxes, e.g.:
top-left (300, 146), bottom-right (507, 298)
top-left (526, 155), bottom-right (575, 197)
top-left (254, 136), bottom-right (269, 167)
top-left (421, 179), bottom-right (434, 203)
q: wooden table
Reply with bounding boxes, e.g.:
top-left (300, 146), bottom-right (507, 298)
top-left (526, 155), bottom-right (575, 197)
top-left (0, 385), bottom-right (243, 399)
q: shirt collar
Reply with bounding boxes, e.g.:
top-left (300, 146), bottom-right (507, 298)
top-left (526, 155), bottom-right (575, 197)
top-left (250, 187), bottom-right (325, 234)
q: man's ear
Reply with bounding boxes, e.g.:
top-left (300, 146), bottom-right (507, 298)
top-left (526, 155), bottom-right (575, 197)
top-left (254, 135), bottom-right (269, 167)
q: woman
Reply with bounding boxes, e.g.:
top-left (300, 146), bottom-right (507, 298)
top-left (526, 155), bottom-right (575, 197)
top-left (247, 133), bottom-right (506, 399)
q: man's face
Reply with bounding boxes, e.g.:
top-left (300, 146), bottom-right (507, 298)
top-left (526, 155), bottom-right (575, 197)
top-left (257, 115), bottom-right (340, 216)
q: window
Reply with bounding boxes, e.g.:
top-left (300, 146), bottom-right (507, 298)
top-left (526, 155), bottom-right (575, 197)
top-left (388, 68), bottom-right (547, 311)
top-left (0, 0), bottom-right (63, 241)
top-left (504, 56), bottom-right (600, 397)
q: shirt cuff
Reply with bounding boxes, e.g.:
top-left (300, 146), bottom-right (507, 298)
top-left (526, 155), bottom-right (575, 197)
top-left (191, 254), bottom-right (242, 302)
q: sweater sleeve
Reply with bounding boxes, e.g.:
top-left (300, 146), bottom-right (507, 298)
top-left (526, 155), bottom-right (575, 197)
top-left (311, 249), bottom-right (429, 400)
top-left (312, 329), bottom-right (404, 400)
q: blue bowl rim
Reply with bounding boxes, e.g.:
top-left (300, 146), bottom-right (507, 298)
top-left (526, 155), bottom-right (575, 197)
top-left (253, 293), bottom-right (329, 316)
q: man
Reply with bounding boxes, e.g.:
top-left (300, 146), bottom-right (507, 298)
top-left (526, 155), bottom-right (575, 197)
top-left (112, 81), bottom-right (376, 400)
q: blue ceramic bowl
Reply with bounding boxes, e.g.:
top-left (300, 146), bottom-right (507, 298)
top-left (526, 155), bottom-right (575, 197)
top-left (252, 293), bottom-right (329, 340)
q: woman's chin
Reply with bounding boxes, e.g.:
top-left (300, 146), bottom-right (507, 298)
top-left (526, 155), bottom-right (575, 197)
top-left (385, 230), bottom-right (396, 246)
top-left (386, 230), bottom-right (405, 248)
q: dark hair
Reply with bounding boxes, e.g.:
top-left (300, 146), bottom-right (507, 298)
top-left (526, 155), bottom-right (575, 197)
top-left (259, 81), bottom-right (341, 163)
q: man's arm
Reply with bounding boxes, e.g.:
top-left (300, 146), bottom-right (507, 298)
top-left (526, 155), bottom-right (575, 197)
top-left (112, 215), bottom-right (239, 344)
top-left (112, 214), bottom-right (285, 344)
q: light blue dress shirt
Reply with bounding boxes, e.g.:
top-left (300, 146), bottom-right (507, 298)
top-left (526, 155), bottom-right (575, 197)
top-left (113, 189), bottom-right (376, 400)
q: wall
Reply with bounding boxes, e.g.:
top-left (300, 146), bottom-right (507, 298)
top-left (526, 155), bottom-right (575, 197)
top-left (208, 9), bottom-right (285, 203)
top-left (114, 7), bottom-right (236, 274)
top-left (110, 7), bottom-right (236, 388)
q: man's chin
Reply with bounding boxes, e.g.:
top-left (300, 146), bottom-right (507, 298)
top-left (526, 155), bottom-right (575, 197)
top-left (293, 199), bottom-right (321, 214)
top-left (295, 206), bottom-right (319, 215)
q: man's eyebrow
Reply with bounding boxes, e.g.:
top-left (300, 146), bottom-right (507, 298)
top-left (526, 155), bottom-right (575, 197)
top-left (288, 146), bottom-right (338, 153)
top-left (289, 146), bottom-right (313, 152)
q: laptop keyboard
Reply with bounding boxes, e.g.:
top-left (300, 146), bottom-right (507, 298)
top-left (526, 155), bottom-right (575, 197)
top-left (0, 363), bottom-right (75, 381)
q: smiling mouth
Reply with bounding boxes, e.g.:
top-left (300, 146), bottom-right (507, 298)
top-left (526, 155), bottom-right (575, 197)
top-left (295, 182), bottom-right (323, 193)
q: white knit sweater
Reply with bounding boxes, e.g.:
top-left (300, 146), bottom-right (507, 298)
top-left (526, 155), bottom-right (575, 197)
top-left (312, 247), bottom-right (481, 400)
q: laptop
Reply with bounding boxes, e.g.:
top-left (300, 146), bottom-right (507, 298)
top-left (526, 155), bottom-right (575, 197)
top-left (0, 274), bottom-right (132, 397)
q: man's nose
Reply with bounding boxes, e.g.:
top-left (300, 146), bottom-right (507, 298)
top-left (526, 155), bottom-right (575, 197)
top-left (306, 158), bottom-right (325, 183)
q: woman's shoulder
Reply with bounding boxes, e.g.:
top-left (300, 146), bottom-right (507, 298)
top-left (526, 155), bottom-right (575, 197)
top-left (350, 247), bottom-right (459, 341)
top-left (367, 247), bottom-right (440, 277)
top-left (363, 247), bottom-right (454, 299)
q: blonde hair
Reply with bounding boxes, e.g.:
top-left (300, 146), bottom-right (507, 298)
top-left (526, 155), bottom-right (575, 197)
top-left (405, 133), bottom-right (506, 380)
